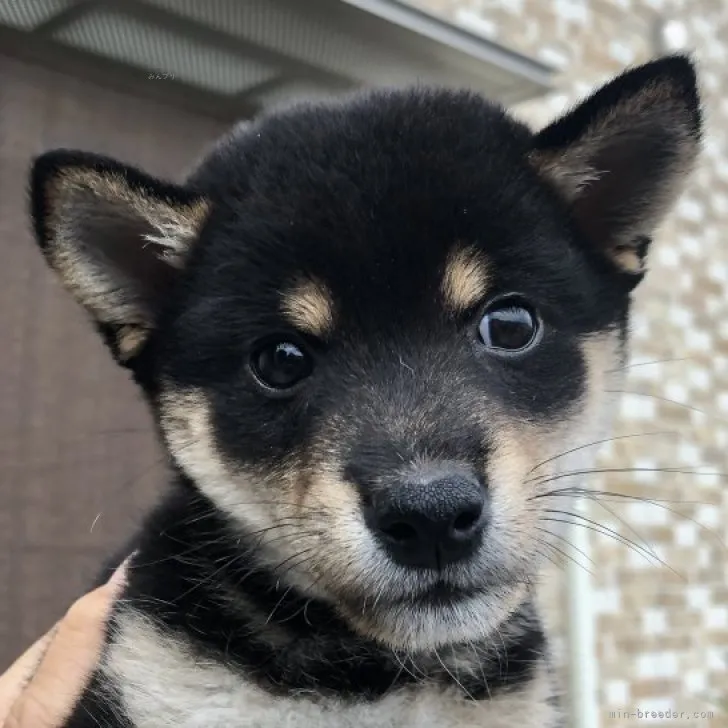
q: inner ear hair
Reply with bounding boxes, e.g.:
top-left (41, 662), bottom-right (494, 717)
top-left (530, 55), bottom-right (701, 277)
top-left (31, 151), bottom-right (210, 362)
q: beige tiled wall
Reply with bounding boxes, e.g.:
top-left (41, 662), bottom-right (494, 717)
top-left (410, 1), bottom-right (728, 725)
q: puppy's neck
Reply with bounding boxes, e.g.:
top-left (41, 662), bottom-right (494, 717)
top-left (122, 479), bottom-right (548, 700)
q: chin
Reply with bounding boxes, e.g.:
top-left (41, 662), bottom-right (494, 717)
top-left (339, 577), bottom-right (530, 652)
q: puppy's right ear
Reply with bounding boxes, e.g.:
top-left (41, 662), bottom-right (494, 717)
top-left (530, 55), bottom-right (700, 280)
top-left (31, 151), bottom-right (210, 363)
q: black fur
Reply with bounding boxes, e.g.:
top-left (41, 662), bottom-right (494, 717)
top-left (63, 672), bottom-right (133, 728)
top-left (100, 483), bottom-right (545, 696)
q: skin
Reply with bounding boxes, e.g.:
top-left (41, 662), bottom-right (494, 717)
top-left (0, 560), bottom-right (128, 728)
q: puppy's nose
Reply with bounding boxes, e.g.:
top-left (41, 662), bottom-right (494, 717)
top-left (368, 474), bottom-right (488, 569)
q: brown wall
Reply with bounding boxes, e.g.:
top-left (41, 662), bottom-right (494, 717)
top-left (0, 52), bottom-right (224, 668)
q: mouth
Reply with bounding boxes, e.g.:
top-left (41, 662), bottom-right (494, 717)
top-left (336, 571), bottom-right (530, 651)
top-left (398, 580), bottom-right (487, 606)
top-left (353, 575), bottom-right (499, 611)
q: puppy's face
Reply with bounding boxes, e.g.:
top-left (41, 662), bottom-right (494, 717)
top-left (31, 57), bottom-right (700, 650)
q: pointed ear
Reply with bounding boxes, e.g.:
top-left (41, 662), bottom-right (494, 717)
top-left (530, 55), bottom-right (701, 277)
top-left (31, 151), bottom-right (210, 363)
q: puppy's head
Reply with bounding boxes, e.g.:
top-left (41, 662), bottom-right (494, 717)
top-left (31, 57), bottom-right (700, 650)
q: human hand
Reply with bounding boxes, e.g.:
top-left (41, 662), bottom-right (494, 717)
top-left (0, 559), bottom-right (129, 728)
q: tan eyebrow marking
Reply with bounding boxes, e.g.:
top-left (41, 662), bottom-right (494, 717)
top-left (441, 246), bottom-right (490, 313)
top-left (280, 278), bottom-right (335, 337)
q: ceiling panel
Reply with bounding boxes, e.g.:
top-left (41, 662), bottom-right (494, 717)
top-left (0, 0), bottom-right (555, 117)
top-left (54, 7), bottom-right (278, 94)
top-left (0, 0), bottom-right (73, 30)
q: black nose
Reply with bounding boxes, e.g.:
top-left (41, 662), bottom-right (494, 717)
top-left (367, 474), bottom-right (488, 569)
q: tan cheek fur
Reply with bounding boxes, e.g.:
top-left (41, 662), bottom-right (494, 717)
top-left (578, 331), bottom-right (625, 439)
top-left (158, 386), bottom-right (230, 495)
top-left (157, 384), bottom-right (346, 596)
top-left (484, 330), bottom-right (624, 557)
top-left (158, 385), bottom-right (287, 543)
top-left (291, 461), bottom-right (379, 594)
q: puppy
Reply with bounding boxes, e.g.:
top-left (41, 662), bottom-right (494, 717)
top-left (29, 56), bottom-right (700, 728)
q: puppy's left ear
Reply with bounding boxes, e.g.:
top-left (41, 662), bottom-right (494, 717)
top-left (31, 151), bottom-right (210, 363)
top-left (531, 55), bottom-right (701, 278)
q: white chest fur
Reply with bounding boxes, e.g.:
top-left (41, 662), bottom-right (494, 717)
top-left (104, 610), bottom-right (560, 728)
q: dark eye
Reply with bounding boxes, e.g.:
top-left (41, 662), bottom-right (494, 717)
top-left (478, 300), bottom-right (540, 352)
top-left (251, 339), bottom-right (313, 390)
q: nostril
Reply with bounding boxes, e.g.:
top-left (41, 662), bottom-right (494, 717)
top-left (451, 504), bottom-right (483, 535)
top-left (380, 520), bottom-right (419, 544)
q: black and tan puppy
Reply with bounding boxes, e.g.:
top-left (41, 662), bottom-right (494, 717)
top-left (29, 56), bottom-right (700, 727)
